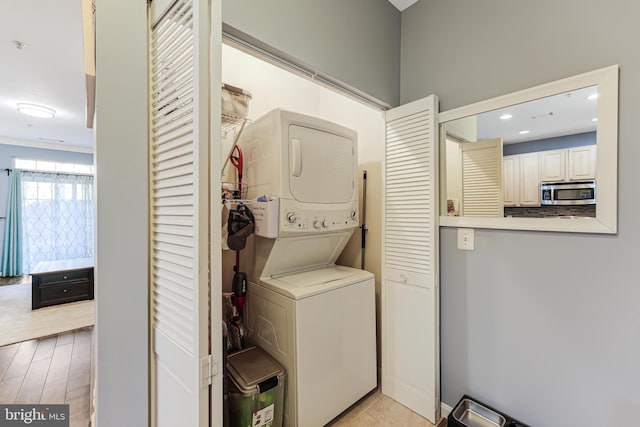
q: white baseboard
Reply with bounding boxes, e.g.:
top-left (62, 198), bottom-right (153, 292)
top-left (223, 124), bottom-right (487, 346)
top-left (441, 402), bottom-right (453, 419)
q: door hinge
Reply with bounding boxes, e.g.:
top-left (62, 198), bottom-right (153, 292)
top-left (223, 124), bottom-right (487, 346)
top-left (200, 354), bottom-right (218, 388)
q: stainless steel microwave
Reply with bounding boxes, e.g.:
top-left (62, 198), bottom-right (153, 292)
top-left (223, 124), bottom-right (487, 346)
top-left (540, 181), bottom-right (596, 205)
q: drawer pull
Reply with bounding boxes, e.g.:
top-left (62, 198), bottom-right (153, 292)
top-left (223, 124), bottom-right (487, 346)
top-left (63, 275), bottom-right (68, 280)
top-left (400, 274), bottom-right (408, 282)
top-left (63, 289), bottom-right (68, 293)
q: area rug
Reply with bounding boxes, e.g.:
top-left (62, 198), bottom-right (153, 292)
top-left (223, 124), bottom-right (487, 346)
top-left (0, 282), bottom-right (94, 347)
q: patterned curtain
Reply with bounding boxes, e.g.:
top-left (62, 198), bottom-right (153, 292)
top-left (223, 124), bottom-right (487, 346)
top-left (20, 171), bottom-right (94, 273)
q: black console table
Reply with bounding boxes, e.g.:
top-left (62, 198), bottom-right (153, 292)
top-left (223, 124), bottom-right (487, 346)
top-left (31, 258), bottom-right (94, 309)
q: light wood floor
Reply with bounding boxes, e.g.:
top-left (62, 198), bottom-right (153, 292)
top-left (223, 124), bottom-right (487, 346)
top-left (0, 328), bottom-right (92, 427)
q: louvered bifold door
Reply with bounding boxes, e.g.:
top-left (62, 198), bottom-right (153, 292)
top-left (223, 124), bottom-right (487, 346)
top-left (149, 0), bottom-right (213, 426)
top-left (382, 95), bottom-right (440, 423)
top-left (461, 138), bottom-right (504, 217)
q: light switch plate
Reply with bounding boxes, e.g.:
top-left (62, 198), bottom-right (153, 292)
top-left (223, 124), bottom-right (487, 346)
top-left (458, 228), bottom-right (474, 250)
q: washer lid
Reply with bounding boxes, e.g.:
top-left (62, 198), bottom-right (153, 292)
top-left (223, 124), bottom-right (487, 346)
top-left (276, 267), bottom-right (354, 287)
top-left (261, 265), bottom-right (374, 300)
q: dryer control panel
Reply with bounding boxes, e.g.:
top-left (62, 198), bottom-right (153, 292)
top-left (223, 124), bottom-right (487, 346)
top-left (279, 200), bottom-right (359, 236)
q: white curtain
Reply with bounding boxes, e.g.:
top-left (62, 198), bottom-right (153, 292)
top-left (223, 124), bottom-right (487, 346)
top-left (20, 171), bottom-right (94, 273)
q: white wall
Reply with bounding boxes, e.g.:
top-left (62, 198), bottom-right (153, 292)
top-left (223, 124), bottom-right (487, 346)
top-left (95, 0), bottom-right (148, 425)
top-left (221, 44), bottom-right (385, 362)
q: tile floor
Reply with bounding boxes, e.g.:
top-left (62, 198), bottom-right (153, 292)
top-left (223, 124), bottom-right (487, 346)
top-left (328, 389), bottom-right (447, 427)
top-left (0, 328), bottom-right (93, 427)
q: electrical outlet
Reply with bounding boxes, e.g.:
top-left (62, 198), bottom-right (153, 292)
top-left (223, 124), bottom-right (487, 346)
top-left (457, 228), bottom-right (474, 250)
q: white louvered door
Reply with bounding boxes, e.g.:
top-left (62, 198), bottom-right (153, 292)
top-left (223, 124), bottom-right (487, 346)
top-left (148, 0), bottom-right (219, 426)
top-left (461, 138), bottom-right (503, 217)
top-left (382, 95), bottom-right (440, 423)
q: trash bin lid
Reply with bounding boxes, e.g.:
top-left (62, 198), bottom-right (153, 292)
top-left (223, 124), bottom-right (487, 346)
top-left (226, 346), bottom-right (285, 394)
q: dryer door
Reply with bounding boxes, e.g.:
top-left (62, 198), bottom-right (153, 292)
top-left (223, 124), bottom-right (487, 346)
top-left (288, 124), bottom-right (354, 203)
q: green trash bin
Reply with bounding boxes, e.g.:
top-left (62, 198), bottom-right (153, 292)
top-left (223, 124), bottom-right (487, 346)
top-left (226, 346), bottom-right (286, 427)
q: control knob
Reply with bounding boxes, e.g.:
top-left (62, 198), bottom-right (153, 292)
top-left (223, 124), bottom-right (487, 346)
top-left (313, 219), bottom-right (322, 229)
top-left (351, 210), bottom-right (358, 220)
top-left (322, 219), bottom-right (329, 228)
top-left (286, 212), bottom-right (297, 223)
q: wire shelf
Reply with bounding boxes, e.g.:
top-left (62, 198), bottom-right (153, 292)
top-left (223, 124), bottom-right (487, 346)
top-left (221, 83), bottom-right (252, 176)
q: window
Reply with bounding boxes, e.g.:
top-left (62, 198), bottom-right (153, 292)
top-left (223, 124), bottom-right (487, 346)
top-left (19, 169), bottom-right (94, 272)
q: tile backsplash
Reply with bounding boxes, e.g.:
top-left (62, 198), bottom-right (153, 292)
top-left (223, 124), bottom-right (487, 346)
top-left (504, 205), bottom-right (596, 218)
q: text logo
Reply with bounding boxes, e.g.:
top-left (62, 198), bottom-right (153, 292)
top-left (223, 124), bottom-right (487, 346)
top-left (0, 405), bottom-right (69, 427)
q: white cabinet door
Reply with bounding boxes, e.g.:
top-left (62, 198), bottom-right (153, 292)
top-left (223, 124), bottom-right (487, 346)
top-left (519, 152), bottom-right (540, 206)
top-left (383, 96), bottom-right (439, 423)
top-left (539, 149), bottom-right (566, 182)
top-left (503, 155), bottom-right (520, 206)
top-left (568, 145), bottom-right (596, 180)
top-left (461, 138), bottom-right (504, 217)
top-left (149, 1), bottom-right (218, 426)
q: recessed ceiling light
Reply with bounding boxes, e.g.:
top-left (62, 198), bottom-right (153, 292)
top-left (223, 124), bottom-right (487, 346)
top-left (500, 114), bottom-right (513, 120)
top-left (592, 118), bottom-right (598, 122)
top-left (38, 137), bottom-right (65, 143)
top-left (16, 103), bottom-right (56, 119)
top-left (519, 130), bottom-right (530, 135)
top-left (587, 93), bottom-right (598, 100)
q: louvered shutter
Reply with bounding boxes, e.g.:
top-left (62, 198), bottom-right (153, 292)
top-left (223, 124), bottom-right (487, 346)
top-left (382, 95), bottom-right (440, 423)
top-left (149, 0), bottom-right (214, 425)
top-left (461, 138), bottom-right (503, 217)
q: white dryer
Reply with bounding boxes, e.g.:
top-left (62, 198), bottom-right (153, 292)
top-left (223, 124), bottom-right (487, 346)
top-left (238, 110), bottom-right (376, 426)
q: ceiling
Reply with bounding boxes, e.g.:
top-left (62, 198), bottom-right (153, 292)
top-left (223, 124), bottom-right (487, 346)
top-left (477, 86), bottom-right (598, 144)
top-left (0, 0), bottom-right (92, 151)
top-left (388, 0), bottom-right (419, 12)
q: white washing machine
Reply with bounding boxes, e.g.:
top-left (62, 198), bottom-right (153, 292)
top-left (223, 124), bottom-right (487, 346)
top-left (238, 110), bottom-right (376, 426)
top-left (247, 264), bottom-right (376, 427)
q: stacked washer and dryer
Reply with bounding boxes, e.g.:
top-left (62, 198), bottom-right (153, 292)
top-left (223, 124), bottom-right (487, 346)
top-left (237, 109), bottom-right (376, 427)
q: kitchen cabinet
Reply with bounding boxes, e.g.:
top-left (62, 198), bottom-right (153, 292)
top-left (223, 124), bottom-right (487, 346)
top-left (539, 149), bottom-right (566, 182)
top-left (503, 155), bottom-right (519, 206)
top-left (568, 145), bottom-right (596, 180)
top-left (519, 152), bottom-right (540, 205)
top-left (503, 153), bottom-right (539, 207)
top-left (540, 146), bottom-right (596, 182)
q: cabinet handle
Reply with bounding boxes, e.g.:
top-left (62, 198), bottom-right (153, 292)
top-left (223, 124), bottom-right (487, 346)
top-left (399, 274), bottom-right (408, 282)
top-left (63, 289), bottom-right (68, 293)
top-left (63, 275), bottom-right (68, 280)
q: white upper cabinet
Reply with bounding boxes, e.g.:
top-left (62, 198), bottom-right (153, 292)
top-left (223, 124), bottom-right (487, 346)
top-left (539, 149), bottom-right (567, 182)
top-left (568, 145), bottom-right (597, 180)
top-left (503, 155), bottom-right (519, 207)
top-left (540, 146), bottom-right (596, 182)
top-left (519, 152), bottom-right (540, 206)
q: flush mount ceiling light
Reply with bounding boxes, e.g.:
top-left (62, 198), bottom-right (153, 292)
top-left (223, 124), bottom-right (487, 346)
top-left (519, 130), bottom-right (531, 135)
top-left (16, 103), bottom-right (56, 118)
top-left (500, 114), bottom-right (513, 120)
